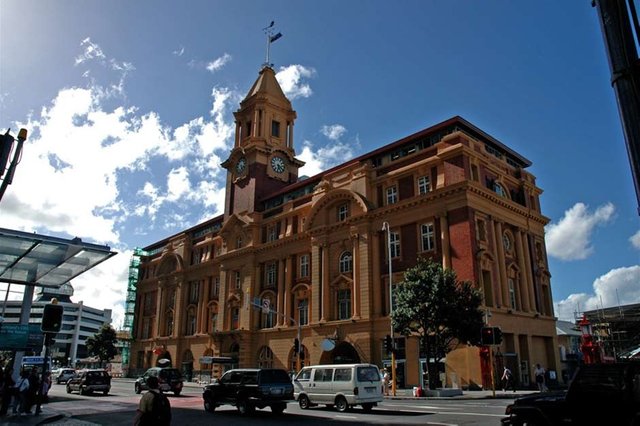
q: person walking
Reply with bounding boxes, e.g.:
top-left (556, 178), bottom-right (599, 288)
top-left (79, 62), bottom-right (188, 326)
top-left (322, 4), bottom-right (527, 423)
top-left (501, 366), bottom-right (515, 392)
top-left (0, 366), bottom-right (12, 417)
top-left (35, 371), bottom-right (51, 415)
top-left (134, 376), bottom-right (171, 425)
top-left (534, 363), bottom-right (547, 392)
top-left (382, 368), bottom-right (390, 396)
top-left (11, 370), bottom-right (30, 416)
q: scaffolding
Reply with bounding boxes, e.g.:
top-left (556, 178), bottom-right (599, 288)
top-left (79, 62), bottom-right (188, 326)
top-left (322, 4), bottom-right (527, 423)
top-left (121, 247), bottom-right (147, 369)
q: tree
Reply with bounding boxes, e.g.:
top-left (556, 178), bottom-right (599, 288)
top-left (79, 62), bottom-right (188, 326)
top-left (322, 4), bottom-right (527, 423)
top-left (392, 258), bottom-right (484, 390)
top-left (86, 324), bottom-right (118, 368)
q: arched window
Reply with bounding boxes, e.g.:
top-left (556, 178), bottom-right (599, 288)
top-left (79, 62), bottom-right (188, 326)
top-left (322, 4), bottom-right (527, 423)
top-left (258, 346), bottom-right (274, 369)
top-left (339, 251), bottom-right (353, 274)
top-left (494, 182), bottom-right (507, 198)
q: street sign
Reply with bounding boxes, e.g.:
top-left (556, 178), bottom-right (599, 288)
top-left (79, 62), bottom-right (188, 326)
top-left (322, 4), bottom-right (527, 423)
top-left (262, 298), bottom-right (270, 314)
top-left (0, 324), bottom-right (44, 350)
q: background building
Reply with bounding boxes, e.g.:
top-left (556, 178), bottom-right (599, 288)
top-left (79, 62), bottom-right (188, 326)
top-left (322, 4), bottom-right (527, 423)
top-left (129, 64), bottom-right (560, 389)
top-left (0, 283), bottom-right (112, 367)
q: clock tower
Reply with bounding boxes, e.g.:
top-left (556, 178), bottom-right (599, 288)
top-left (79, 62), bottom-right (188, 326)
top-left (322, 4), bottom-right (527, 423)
top-left (222, 66), bottom-right (305, 218)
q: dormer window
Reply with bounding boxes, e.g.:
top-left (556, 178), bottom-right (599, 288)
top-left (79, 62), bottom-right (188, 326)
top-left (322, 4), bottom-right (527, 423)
top-left (271, 120), bottom-right (281, 138)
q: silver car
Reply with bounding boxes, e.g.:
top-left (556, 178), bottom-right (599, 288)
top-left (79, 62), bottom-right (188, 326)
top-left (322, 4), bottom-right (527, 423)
top-left (56, 368), bottom-right (76, 384)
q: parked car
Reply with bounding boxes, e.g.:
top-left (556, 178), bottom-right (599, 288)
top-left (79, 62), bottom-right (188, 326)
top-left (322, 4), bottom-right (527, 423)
top-left (55, 368), bottom-right (76, 384)
top-left (135, 367), bottom-right (184, 395)
top-left (502, 362), bottom-right (640, 426)
top-left (202, 368), bottom-right (294, 415)
top-left (66, 369), bottom-right (111, 395)
top-left (293, 363), bottom-right (383, 412)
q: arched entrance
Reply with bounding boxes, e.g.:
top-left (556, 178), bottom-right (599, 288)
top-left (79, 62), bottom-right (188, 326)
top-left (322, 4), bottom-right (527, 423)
top-left (319, 341), bottom-right (361, 364)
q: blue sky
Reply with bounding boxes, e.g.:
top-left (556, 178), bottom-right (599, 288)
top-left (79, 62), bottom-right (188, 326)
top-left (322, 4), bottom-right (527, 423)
top-left (1, 0), bottom-right (638, 327)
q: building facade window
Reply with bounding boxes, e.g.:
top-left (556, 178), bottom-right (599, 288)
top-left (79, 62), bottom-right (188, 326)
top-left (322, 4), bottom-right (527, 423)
top-left (386, 186), bottom-right (398, 205)
top-left (503, 233), bottom-right (513, 253)
top-left (186, 308), bottom-right (197, 335)
top-left (299, 254), bottom-right (309, 278)
top-left (189, 281), bottom-right (199, 305)
top-left (508, 278), bottom-right (517, 310)
top-left (418, 176), bottom-right (431, 194)
top-left (271, 120), bottom-right (281, 138)
top-left (337, 289), bottom-right (351, 320)
top-left (266, 262), bottom-right (277, 287)
top-left (231, 307), bottom-right (239, 330)
top-left (210, 277), bottom-right (220, 298)
top-left (258, 346), bottom-right (274, 369)
top-left (165, 311), bottom-right (174, 336)
top-left (337, 203), bottom-right (349, 221)
top-left (233, 271), bottom-right (241, 290)
top-left (477, 219), bottom-right (487, 242)
top-left (494, 182), bottom-right (507, 197)
top-left (339, 251), bottom-right (353, 274)
top-left (390, 231), bottom-right (401, 258)
top-left (298, 298), bottom-right (308, 326)
top-left (421, 223), bottom-right (435, 251)
top-left (261, 298), bottom-right (276, 328)
top-left (142, 318), bottom-right (151, 339)
top-left (236, 236), bottom-right (243, 249)
top-left (267, 225), bottom-right (278, 242)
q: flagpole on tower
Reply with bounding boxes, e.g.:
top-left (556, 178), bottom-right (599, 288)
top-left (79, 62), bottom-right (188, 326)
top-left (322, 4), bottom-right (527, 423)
top-left (263, 20), bottom-right (282, 68)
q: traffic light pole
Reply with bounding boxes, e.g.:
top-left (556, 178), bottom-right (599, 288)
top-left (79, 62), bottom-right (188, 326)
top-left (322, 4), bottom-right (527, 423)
top-left (382, 222), bottom-right (397, 397)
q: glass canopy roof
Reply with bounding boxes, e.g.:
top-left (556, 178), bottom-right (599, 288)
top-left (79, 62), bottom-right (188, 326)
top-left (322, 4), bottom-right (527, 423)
top-left (0, 227), bottom-right (117, 288)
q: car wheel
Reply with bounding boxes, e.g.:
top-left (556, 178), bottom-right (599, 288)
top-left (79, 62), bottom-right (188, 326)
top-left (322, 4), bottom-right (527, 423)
top-left (79, 386), bottom-right (86, 395)
top-left (298, 394), bottom-right (310, 409)
top-left (362, 403), bottom-right (374, 412)
top-left (66, 384), bottom-right (72, 394)
top-left (334, 396), bottom-right (348, 413)
top-left (270, 403), bottom-right (286, 414)
top-left (103, 390), bottom-right (109, 395)
top-left (135, 383), bottom-right (141, 394)
top-left (204, 399), bottom-right (216, 413)
top-left (237, 399), bottom-right (254, 415)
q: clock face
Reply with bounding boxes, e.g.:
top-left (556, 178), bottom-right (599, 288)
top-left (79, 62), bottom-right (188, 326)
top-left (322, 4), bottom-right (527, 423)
top-left (235, 157), bottom-right (246, 174)
top-left (271, 156), bottom-right (285, 173)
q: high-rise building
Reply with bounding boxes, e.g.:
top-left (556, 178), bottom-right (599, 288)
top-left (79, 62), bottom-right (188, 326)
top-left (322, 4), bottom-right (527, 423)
top-left (129, 65), bottom-right (559, 389)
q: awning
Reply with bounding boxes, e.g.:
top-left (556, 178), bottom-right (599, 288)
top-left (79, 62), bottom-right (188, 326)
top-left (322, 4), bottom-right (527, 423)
top-left (0, 227), bottom-right (116, 288)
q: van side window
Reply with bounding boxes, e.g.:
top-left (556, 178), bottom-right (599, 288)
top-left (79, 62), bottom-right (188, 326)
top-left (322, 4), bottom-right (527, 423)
top-left (296, 368), bottom-right (312, 381)
top-left (334, 368), bottom-right (351, 382)
top-left (315, 368), bottom-right (334, 382)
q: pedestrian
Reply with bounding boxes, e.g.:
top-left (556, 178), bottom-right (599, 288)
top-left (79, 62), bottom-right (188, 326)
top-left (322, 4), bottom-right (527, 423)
top-left (534, 363), bottom-right (547, 392)
top-left (25, 369), bottom-right (39, 414)
top-left (11, 370), bottom-right (30, 415)
top-left (134, 375), bottom-right (171, 425)
top-left (0, 367), bottom-right (15, 416)
top-left (382, 368), bottom-right (390, 396)
top-left (501, 366), bottom-right (515, 392)
top-left (35, 371), bottom-right (51, 415)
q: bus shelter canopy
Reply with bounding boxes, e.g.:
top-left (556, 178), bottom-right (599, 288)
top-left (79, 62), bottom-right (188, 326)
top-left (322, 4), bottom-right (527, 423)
top-left (0, 227), bottom-right (116, 288)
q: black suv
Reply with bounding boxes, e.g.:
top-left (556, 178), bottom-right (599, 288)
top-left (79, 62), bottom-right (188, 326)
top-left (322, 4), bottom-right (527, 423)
top-left (135, 367), bottom-right (184, 395)
top-left (203, 368), bottom-right (294, 415)
top-left (66, 369), bottom-right (111, 395)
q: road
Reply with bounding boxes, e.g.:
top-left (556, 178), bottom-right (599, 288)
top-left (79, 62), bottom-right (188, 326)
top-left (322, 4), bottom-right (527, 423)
top-left (40, 379), bottom-right (511, 425)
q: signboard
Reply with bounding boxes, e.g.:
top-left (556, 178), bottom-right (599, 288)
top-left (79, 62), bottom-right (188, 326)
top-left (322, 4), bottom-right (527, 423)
top-left (0, 324), bottom-right (44, 350)
top-left (262, 298), bottom-right (270, 314)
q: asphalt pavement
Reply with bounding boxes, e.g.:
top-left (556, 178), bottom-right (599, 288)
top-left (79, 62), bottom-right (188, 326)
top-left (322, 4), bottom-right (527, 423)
top-left (0, 378), bottom-right (539, 425)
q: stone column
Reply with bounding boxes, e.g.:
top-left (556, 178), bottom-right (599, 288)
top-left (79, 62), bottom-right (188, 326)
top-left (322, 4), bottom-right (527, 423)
top-left (321, 243), bottom-right (330, 322)
top-left (440, 214), bottom-right (451, 269)
top-left (351, 230), bottom-right (361, 319)
top-left (493, 221), bottom-right (509, 309)
top-left (311, 239), bottom-right (322, 323)
top-left (172, 279), bottom-right (184, 338)
top-left (371, 229), bottom-right (382, 316)
top-left (515, 230), bottom-right (531, 312)
top-left (155, 284), bottom-right (164, 336)
top-left (198, 278), bottom-right (207, 334)
top-left (284, 256), bottom-right (293, 327)
top-left (488, 220), bottom-right (503, 308)
top-left (522, 235), bottom-right (537, 313)
top-left (277, 259), bottom-right (286, 326)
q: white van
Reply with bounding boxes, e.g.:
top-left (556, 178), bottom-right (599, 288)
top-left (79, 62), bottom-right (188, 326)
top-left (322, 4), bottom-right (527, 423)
top-left (293, 363), bottom-right (384, 412)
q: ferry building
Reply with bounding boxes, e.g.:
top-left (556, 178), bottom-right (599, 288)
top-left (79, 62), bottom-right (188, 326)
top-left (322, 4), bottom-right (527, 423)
top-left (128, 63), bottom-right (559, 390)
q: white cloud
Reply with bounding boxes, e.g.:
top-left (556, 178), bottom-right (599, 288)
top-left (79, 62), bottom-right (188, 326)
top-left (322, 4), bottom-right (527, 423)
top-left (75, 37), bottom-right (105, 65)
top-left (298, 139), bottom-right (357, 177)
top-left (630, 230), bottom-right (640, 250)
top-left (173, 46), bottom-right (185, 57)
top-left (546, 202), bottom-right (615, 261)
top-left (321, 124), bottom-right (347, 141)
top-left (206, 53), bottom-right (232, 73)
top-left (554, 265), bottom-right (640, 321)
top-left (276, 65), bottom-right (316, 100)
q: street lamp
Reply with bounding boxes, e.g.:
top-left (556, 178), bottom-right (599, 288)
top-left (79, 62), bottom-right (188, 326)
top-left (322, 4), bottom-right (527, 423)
top-left (381, 221), bottom-right (397, 396)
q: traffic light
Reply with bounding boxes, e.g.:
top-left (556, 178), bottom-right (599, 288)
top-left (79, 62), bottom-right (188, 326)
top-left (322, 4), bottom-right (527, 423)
top-left (384, 335), bottom-right (393, 354)
top-left (0, 130), bottom-right (15, 177)
top-left (41, 303), bottom-right (64, 333)
top-left (293, 338), bottom-right (300, 353)
top-left (494, 327), bottom-right (503, 345)
top-left (481, 326), bottom-right (494, 345)
top-left (481, 326), bottom-right (503, 345)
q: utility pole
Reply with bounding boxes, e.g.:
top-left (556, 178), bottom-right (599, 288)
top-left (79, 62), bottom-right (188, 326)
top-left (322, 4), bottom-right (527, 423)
top-left (593, 0), bottom-right (640, 215)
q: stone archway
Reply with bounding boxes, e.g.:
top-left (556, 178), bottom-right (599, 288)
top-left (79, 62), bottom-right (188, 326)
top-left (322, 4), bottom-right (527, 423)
top-left (318, 341), bottom-right (361, 364)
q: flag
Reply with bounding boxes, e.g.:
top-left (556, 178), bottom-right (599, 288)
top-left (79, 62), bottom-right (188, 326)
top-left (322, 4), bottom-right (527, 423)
top-left (270, 32), bottom-right (282, 43)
